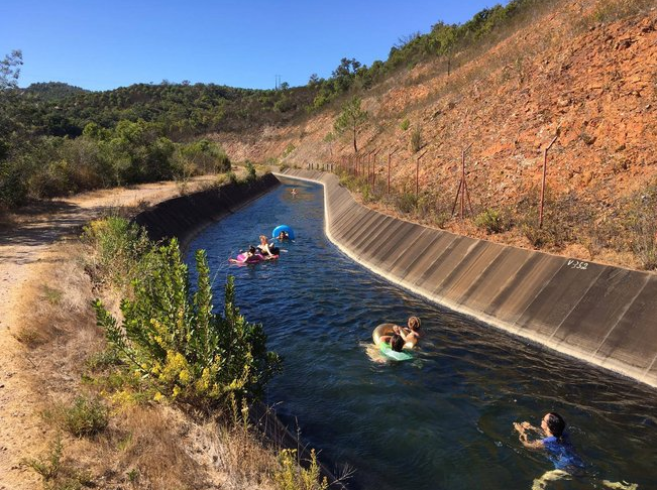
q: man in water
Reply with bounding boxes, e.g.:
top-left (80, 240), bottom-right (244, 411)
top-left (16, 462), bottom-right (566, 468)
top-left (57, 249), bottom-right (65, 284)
top-left (514, 413), bottom-right (584, 471)
top-left (513, 413), bottom-right (636, 490)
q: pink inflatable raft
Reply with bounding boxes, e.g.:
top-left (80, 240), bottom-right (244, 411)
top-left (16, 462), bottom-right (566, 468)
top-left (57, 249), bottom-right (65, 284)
top-left (229, 252), bottom-right (279, 265)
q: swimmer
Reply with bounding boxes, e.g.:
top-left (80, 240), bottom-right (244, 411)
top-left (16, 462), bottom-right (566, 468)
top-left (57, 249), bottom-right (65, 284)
top-left (514, 414), bottom-right (638, 490)
top-left (291, 188), bottom-right (297, 196)
top-left (514, 412), bottom-right (585, 489)
top-left (393, 316), bottom-right (422, 347)
top-left (513, 413), bottom-right (583, 469)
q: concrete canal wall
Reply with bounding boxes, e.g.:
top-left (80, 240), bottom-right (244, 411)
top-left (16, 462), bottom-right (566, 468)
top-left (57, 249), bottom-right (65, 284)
top-left (278, 169), bottom-right (657, 389)
top-left (134, 174), bottom-right (279, 244)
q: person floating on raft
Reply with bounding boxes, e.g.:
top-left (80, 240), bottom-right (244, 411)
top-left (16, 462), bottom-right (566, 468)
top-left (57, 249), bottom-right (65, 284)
top-left (373, 316), bottom-right (422, 350)
top-left (272, 225), bottom-right (295, 241)
top-left (372, 316), bottom-right (421, 361)
top-left (395, 316), bottom-right (422, 348)
top-left (257, 235), bottom-right (279, 256)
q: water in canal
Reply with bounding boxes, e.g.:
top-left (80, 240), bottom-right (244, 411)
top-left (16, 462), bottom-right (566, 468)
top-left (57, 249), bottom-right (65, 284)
top-left (186, 178), bottom-right (657, 490)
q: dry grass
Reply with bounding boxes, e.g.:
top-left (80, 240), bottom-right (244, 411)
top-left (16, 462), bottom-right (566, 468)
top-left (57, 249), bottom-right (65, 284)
top-left (11, 245), bottom-right (97, 348)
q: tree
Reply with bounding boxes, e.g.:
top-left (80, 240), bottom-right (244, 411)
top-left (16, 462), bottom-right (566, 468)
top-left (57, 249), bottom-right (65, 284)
top-left (0, 50), bottom-right (22, 90)
top-left (308, 73), bottom-right (321, 87)
top-left (332, 58), bottom-right (361, 93)
top-left (323, 131), bottom-right (335, 158)
top-left (333, 96), bottom-right (368, 154)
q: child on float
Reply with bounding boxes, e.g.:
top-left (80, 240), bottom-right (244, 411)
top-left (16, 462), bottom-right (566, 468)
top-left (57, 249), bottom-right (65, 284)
top-left (257, 235), bottom-right (275, 256)
top-left (392, 316), bottom-right (422, 348)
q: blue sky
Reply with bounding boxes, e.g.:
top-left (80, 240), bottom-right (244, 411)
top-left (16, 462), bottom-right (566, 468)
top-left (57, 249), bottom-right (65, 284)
top-left (1, 1), bottom-right (506, 91)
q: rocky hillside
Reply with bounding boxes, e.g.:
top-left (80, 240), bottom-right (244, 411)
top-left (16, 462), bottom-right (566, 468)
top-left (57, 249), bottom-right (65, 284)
top-left (214, 0), bottom-right (657, 270)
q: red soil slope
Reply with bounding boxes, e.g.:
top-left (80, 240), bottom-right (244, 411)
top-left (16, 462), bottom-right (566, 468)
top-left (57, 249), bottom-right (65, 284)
top-left (214, 1), bottom-right (657, 269)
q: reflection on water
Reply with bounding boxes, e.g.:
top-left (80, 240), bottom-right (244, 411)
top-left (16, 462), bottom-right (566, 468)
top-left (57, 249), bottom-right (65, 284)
top-left (187, 178), bottom-right (657, 490)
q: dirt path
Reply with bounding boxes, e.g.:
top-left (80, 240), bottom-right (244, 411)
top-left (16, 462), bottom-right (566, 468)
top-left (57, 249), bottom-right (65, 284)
top-left (0, 178), bottom-right (213, 489)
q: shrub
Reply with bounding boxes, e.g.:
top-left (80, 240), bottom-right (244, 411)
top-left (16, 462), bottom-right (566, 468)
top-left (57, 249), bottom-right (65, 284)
top-left (63, 396), bottom-right (109, 437)
top-left (400, 119), bottom-right (410, 131)
top-left (245, 161), bottom-right (257, 183)
top-left (93, 240), bottom-right (280, 412)
top-left (395, 191), bottom-right (418, 214)
top-left (517, 188), bottom-right (579, 249)
top-left (626, 181), bottom-right (657, 270)
top-left (81, 217), bottom-right (152, 290)
top-left (275, 449), bottom-right (328, 490)
top-left (179, 139), bottom-right (231, 174)
top-left (0, 159), bottom-right (28, 209)
top-left (475, 208), bottom-right (507, 234)
top-left (410, 126), bottom-right (422, 153)
top-left (225, 170), bottom-right (239, 185)
top-left (23, 435), bottom-right (94, 490)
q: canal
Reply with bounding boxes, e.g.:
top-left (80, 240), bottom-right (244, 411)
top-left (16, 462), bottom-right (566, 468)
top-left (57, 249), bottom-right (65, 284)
top-left (186, 178), bottom-right (657, 490)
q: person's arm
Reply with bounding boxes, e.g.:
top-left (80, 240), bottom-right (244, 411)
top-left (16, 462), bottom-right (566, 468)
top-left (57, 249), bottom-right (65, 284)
top-left (513, 422), bottom-right (545, 449)
top-left (395, 327), bottom-right (412, 342)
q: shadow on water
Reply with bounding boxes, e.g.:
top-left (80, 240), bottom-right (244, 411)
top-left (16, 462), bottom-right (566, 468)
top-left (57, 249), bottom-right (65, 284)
top-left (187, 178), bottom-right (657, 490)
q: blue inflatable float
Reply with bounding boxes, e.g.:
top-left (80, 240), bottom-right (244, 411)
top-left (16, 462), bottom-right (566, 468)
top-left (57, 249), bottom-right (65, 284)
top-left (272, 225), bottom-right (295, 240)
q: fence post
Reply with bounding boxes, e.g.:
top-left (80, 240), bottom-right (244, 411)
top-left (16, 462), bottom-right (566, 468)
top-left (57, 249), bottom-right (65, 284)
top-left (371, 149), bottom-right (380, 186)
top-left (387, 148), bottom-right (399, 195)
top-left (451, 143), bottom-right (473, 219)
top-left (539, 134), bottom-right (559, 229)
top-left (416, 150), bottom-right (428, 205)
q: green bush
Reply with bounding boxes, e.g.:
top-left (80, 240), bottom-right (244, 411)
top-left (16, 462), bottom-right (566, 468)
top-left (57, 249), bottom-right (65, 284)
top-left (82, 217), bottom-right (152, 290)
top-left (93, 240), bottom-right (280, 411)
top-left (179, 139), bottom-right (231, 174)
top-left (475, 208), bottom-right (507, 234)
top-left (0, 159), bottom-right (28, 209)
top-left (410, 126), bottom-right (422, 153)
top-left (63, 396), bottom-right (109, 437)
top-left (23, 435), bottom-right (94, 490)
top-left (400, 119), bottom-right (410, 131)
top-left (275, 449), bottom-right (328, 490)
top-left (245, 161), bottom-right (257, 183)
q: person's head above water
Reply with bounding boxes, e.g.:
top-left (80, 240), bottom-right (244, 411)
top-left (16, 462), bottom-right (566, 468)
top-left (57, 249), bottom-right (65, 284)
top-left (248, 245), bottom-right (257, 254)
top-left (390, 334), bottom-right (405, 352)
top-left (408, 316), bottom-right (421, 332)
top-left (259, 235), bottom-right (268, 244)
top-left (542, 412), bottom-right (566, 439)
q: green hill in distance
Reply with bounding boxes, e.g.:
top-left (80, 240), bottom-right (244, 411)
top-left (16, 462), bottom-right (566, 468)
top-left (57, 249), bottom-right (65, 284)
top-left (24, 82), bottom-right (89, 101)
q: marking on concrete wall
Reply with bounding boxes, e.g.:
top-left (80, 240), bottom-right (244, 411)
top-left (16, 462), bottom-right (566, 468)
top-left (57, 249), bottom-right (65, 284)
top-left (567, 259), bottom-right (589, 270)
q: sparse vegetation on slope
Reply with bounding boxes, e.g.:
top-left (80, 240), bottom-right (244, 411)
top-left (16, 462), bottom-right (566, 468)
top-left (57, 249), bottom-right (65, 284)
top-left (218, 0), bottom-right (657, 271)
